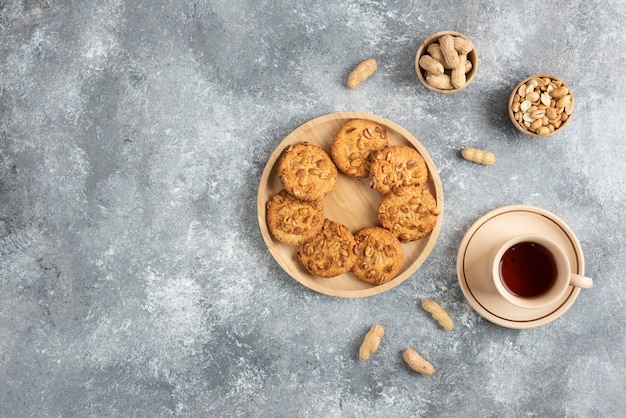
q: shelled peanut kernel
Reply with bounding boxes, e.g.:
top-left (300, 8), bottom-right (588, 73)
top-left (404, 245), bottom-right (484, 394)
top-left (511, 76), bottom-right (574, 136)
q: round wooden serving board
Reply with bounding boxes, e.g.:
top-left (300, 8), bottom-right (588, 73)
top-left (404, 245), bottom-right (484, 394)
top-left (257, 112), bottom-right (444, 298)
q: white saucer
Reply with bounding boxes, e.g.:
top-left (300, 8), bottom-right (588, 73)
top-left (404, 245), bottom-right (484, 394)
top-left (456, 205), bottom-right (585, 329)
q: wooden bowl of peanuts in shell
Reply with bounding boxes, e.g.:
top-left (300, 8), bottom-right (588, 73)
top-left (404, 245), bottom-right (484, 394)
top-left (508, 74), bottom-right (575, 137)
top-left (415, 31), bottom-right (478, 94)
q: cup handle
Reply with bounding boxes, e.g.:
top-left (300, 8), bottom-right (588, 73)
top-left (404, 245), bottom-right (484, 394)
top-left (570, 273), bottom-right (593, 289)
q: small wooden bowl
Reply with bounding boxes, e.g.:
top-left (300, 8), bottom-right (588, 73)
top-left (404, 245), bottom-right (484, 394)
top-left (415, 31), bottom-right (478, 94)
top-left (508, 74), bottom-right (575, 137)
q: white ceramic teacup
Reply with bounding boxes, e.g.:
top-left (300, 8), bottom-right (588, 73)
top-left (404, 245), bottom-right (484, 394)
top-left (491, 234), bottom-right (593, 310)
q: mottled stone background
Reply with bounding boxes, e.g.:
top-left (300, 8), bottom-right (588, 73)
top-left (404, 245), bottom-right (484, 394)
top-left (1, 0), bottom-right (625, 416)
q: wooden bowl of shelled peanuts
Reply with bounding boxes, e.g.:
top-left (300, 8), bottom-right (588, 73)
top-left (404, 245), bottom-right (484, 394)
top-left (415, 31), bottom-right (478, 94)
top-left (508, 74), bottom-right (575, 137)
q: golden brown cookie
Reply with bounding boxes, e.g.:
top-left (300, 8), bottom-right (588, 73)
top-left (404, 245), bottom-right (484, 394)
top-left (278, 142), bottom-right (338, 201)
top-left (297, 219), bottom-right (358, 278)
top-left (352, 227), bottom-right (403, 286)
top-left (369, 145), bottom-right (428, 195)
top-left (331, 119), bottom-right (389, 178)
top-left (266, 190), bottom-right (325, 246)
top-left (377, 185), bottom-right (440, 242)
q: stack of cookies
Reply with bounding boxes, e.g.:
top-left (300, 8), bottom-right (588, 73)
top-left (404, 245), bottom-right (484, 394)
top-left (266, 119), bottom-right (439, 286)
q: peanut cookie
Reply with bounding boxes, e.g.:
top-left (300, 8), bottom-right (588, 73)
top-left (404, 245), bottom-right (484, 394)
top-left (297, 219), bottom-right (358, 278)
top-left (278, 142), bottom-right (338, 201)
top-left (266, 190), bottom-right (325, 246)
top-left (331, 119), bottom-right (388, 178)
top-left (352, 227), bottom-right (403, 286)
top-left (369, 145), bottom-right (428, 195)
top-left (377, 185), bottom-right (440, 242)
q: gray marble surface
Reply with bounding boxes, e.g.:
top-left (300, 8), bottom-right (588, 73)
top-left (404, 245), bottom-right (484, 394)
top-left (1, 1), bottom-right (625, 417)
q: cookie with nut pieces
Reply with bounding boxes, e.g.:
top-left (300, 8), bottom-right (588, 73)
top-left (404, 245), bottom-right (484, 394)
top-left (331, 119), bottom-right (389, 178)
top-left (278, 142), bottom-right (338, 201)
top-left (266, 189), bottom-right (325, 246)
top-left (377, 185), bottom-right (439, 242)
top-left (352, 226), bottom-right (403, 285)
top-left (369, 145), bottom-right (428, 195)
top-left (297, 219), bottom-right (358, 278)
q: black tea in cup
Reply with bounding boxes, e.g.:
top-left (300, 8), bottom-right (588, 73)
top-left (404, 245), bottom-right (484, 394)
top-left (499, 242), bottom-right (557, 297)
